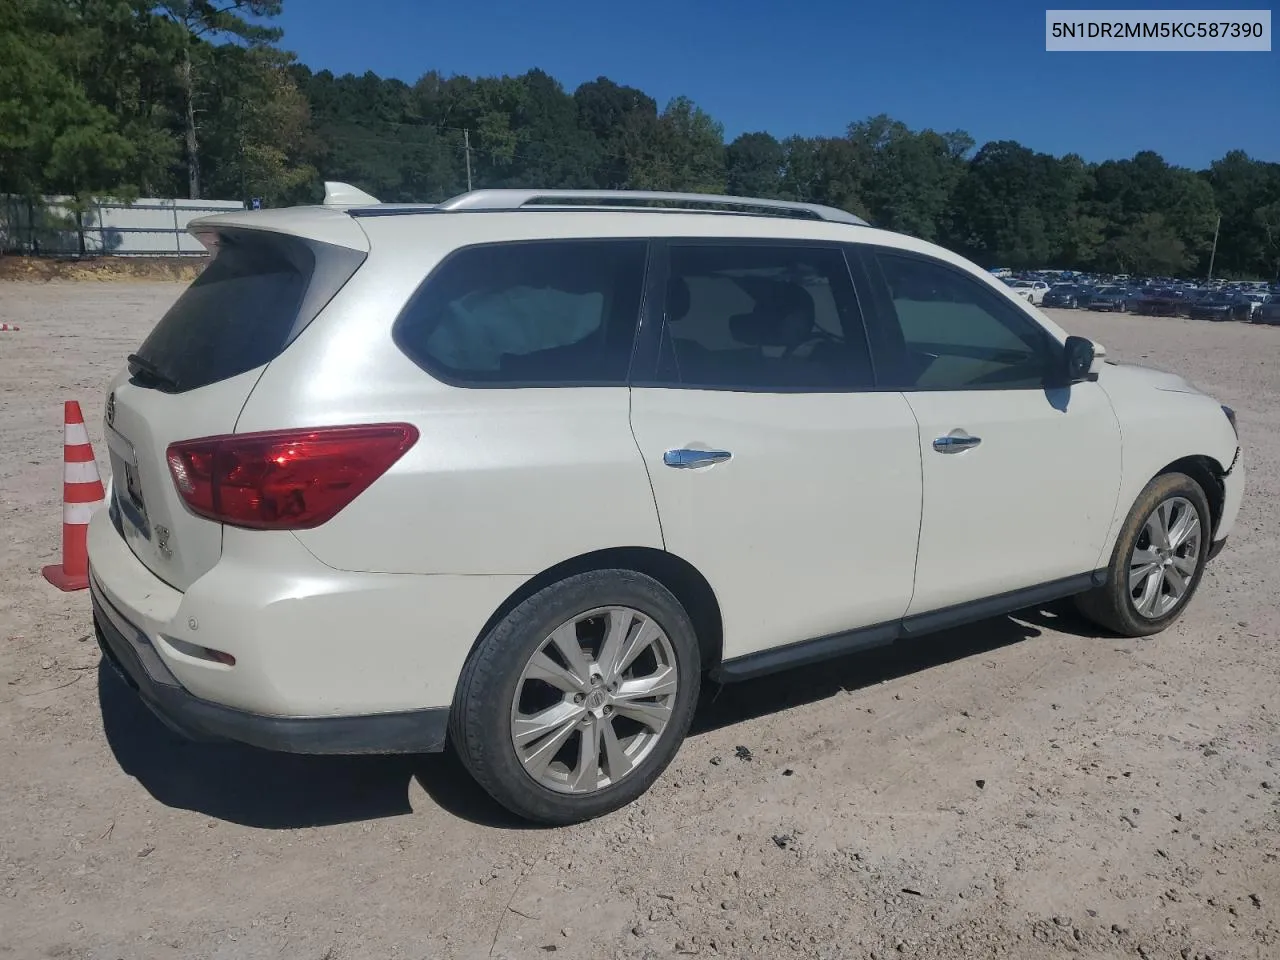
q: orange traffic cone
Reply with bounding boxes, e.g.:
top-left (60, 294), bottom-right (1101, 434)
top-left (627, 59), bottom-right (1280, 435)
top-left (42, 401), bottom-right (105, 591)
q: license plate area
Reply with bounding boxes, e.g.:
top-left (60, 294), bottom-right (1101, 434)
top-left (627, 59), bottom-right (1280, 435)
top-left (106, 425), bottom-right (150, 538)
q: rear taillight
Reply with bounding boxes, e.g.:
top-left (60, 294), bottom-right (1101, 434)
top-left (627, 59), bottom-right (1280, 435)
top-left (166, 423), bottom-right (418, 530)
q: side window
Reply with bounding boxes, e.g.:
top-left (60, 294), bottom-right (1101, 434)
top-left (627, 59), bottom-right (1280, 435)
top-left (872, 251), bottom-right (1060, 391)
top-left (394, 239), bottom-right (647, 385)
top-left (656, 244), bottom-right (873, 390)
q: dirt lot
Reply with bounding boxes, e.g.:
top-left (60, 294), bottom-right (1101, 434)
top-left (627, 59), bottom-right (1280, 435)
top-left (1, 284), bottom-right (1276, 960)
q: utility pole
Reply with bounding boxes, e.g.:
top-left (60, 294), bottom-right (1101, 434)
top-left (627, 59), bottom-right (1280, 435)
top-left (1207, 214), bottom-right (1221, 283)
top-left (463, 129), bottom-right (473, 192)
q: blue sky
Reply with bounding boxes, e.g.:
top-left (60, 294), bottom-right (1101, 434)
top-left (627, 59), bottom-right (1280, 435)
top-left (271, 0), bottom-right (1279, 168)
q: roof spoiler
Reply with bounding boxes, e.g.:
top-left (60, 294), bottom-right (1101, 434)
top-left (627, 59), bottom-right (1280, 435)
top-left (323, 181), bottom-right (380, 206)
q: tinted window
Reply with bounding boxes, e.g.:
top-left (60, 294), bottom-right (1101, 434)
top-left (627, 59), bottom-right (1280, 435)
top-left (872, 251), bottom-right (1059, 391)
top-left (133, 231), bottom-right (316, 393)
top-left (656, 244), bottom-right (873, 390)
top-left (395, 240), bottom-right (647, 385)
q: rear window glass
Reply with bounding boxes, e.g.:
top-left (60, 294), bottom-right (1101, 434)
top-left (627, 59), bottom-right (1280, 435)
top-left (393, 239), bottom-right (648, 385)
top-left (131, 232), bottom-right (313, 392)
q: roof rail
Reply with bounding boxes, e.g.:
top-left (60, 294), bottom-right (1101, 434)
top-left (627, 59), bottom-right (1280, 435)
top-left (433, 189), bottom-right (868, 226)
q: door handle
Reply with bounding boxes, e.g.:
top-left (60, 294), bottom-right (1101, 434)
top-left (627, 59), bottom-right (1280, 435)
top-left (663, 448), bottom-right (733, 469)
top-left (932, 434), bottom-right (982, 453)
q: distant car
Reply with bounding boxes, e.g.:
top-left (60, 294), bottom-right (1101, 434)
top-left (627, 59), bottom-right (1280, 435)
top-left (1254, 297), bottom-right (1280, 325)
top-left (1239, 293), bottom-right (1270, 320)
top-left (1086, 286), bottom-right (1131, 312)
top-left (1189, 293), bottom-right (1249, 322)
top-left (1008, 280), bottom-right (1050, 305)
top-left (1134, 288), bottom-right (1184, 317)
top-left (1043, 284), bottom-right (1084, 308)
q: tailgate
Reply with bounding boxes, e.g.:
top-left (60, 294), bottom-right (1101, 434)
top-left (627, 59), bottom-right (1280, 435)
top-left (107, 220), bottom-right (368, 590)
top-left (105, 368), bottom-right (270, 590)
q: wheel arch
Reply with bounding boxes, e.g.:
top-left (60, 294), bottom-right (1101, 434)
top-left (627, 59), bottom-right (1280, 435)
top-left (464, 547), bottom-right (725, 675)
top-left (1158, 454), bottom-right (1226, 536)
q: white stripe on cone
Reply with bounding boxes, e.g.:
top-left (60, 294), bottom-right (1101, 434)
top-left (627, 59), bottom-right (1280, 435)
top-left (63, 501), bottom-right (98, 525)
top-left (64, 421), bottom-right (91, 445)
top-left (64, 460), bottom-right (103, 484)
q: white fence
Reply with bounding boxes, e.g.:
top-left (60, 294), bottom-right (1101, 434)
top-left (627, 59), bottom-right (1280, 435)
top-left (1, 195), bottom-right (245, 257)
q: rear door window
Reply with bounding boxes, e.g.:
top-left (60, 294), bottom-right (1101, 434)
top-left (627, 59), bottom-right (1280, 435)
top-left (131, 230), bottom-right (352, 393)
top-left (393, 239), bottom-right (648, 385)
top-left (652, 243), bottom-right (874, 391)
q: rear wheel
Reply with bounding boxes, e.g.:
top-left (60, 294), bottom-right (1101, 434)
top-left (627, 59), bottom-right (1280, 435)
top-left (1075, 473), bottom-right (1211, 637)
top-left (450, 570), bottom-right (700, 824)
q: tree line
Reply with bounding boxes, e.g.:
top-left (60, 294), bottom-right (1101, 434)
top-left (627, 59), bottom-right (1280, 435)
top-left (3, 0), bottom-right (1278, 278)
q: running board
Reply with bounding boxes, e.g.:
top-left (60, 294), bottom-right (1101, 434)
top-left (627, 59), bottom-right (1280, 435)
top-left (712, 571), bottom-right (1105, 683)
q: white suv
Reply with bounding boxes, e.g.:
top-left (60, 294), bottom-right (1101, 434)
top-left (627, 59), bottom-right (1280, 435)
top-left (89, 186), bottom-right (1244, 824)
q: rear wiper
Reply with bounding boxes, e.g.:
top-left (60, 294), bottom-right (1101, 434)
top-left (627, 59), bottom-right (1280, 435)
top-left (127, 353), bottom-right (181, 391)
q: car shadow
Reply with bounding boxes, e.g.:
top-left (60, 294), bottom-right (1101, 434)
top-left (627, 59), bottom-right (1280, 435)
top-left (100, 601), bottom-right (1102, 830)
top-left (98, 664), bottom-right (422, 829)
top-left (691, 603), bottom-right (1071, 736)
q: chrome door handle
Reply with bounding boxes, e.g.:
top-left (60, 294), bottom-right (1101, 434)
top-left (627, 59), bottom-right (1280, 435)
top-left (663, 448), bottom-right (733, 469)
top-left (932, 434), bottom-right (982, 453)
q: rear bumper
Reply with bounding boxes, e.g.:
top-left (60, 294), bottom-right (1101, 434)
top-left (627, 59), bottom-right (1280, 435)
top-left (86, 504), bottom-right (527, 739)
top-left (93, 577), bottom-right (448, 754)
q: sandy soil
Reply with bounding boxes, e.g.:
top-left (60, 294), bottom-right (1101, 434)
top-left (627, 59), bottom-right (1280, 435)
top-left (0, 257), bottom-right (207, 283)
top-left (1, 285), bottom-right (1276, 960)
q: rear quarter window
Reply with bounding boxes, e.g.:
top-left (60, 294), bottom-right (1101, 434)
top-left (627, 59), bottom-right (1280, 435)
top-left (393, 239), bottom-right (648, 386)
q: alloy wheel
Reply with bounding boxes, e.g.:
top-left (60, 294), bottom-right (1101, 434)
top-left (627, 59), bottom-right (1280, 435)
top-left (1128, 496), bottom-right (1201, 619)
top-left (509, 606), bottom-right (679, 794)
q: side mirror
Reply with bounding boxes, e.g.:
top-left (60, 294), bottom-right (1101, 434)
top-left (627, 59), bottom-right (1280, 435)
top-left (1063, 335), bottom-right (1097, 384)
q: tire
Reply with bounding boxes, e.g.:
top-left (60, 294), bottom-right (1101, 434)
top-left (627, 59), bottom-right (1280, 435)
top-left (1074, 472), bottom-right (1212, 637)
top-left (450, 569), bottom-right (701, 825)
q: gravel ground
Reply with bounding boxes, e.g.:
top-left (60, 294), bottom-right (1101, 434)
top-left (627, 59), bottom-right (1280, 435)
top-left (1, 283), bottom-right (1276, 960)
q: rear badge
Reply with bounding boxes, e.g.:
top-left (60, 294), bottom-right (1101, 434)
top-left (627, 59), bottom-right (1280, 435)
top-left (155, 524), bottom-right (172, 557)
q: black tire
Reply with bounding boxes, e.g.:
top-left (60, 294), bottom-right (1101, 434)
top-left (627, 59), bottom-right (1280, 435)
top-left (450, 569), bottom-right (701, 825)
top-left (1074, 472), bottom-right (1212, 637)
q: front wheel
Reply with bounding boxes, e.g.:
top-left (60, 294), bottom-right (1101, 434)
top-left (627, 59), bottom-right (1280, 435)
top-left (1075, 473), bottom-right (1211, 637)
top-left (450, 570), bottom-right (701, 825)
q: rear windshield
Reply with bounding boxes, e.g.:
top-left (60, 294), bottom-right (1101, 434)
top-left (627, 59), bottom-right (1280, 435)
top-left (131, 231), bottom-right (321, 392)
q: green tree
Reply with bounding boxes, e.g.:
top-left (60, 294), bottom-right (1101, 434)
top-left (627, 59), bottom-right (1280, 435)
top-left (1205, 151), bottom-right (1280, 278)
top-left (201, 45), bottom-right (314, 204)
top-left (157, 0), bottom-right (284, 198)
top-left (574, 77), bottom-right (656, 188)
top-left (0, 0), bottom-right (135, 199)
top-left (1255, 200), bottom-right (1280, 281)
top-left (726, 132), bottom-right (784, 197)
top-left (848, 116), bottom-right (971, 240)
top-left (620, 96), bottom-right (724, 193)
top-left (1102, 212), bottom-right (1191, 275)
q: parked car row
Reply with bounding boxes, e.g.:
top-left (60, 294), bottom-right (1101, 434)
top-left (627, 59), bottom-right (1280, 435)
top-left (999, 272), bottom-right (1278, 324)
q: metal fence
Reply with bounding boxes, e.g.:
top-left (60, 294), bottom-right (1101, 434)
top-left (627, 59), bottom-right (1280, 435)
top-left (0, 195), bottom-right (245, 257)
